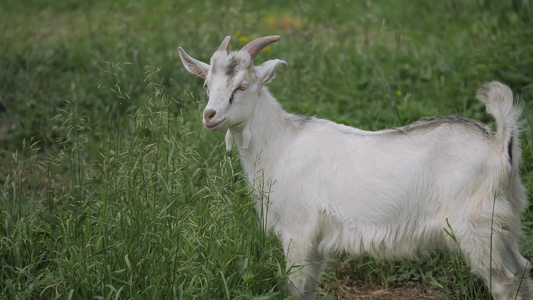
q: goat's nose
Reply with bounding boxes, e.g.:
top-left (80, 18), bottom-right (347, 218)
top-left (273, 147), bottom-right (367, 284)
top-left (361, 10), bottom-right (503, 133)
top-left (204, 109), bottom-right (216, 122)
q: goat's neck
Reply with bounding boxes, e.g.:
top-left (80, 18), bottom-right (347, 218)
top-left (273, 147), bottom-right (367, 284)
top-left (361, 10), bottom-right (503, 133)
top-left (231, 87), bottom-right (292, 181)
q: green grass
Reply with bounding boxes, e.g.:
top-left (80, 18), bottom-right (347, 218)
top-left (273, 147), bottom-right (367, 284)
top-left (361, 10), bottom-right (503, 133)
top-left (1, 0), bottom-right (532, 299)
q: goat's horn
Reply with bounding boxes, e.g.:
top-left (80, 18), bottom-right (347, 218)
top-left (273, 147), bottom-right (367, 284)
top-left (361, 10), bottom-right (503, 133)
top-left (241, 35), bottom-right (281, 60)
top-left (217, 35), bottom-right (231, 52)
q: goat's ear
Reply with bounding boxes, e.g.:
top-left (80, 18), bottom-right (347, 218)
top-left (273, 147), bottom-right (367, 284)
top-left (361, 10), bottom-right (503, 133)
top-left (178, 47), bottom-right (210, 79)
top-left (255, 59), bottom-right (287, 84)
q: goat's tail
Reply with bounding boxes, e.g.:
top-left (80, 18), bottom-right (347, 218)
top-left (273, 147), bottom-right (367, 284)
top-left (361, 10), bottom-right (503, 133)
top-left (476, 82), bottom-right (522, 171)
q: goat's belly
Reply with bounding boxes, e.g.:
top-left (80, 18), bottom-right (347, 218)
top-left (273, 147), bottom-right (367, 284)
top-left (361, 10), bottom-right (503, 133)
top-left (317, 214), bottom-right (447, 260)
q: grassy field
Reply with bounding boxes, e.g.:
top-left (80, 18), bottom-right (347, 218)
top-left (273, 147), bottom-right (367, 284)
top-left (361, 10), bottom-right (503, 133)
top-left (1, 0), bottom-right (532, 298)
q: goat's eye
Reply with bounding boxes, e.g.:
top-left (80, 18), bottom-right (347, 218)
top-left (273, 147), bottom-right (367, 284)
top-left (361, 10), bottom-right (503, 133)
top-left (237, 85), bottom-right (247, 91)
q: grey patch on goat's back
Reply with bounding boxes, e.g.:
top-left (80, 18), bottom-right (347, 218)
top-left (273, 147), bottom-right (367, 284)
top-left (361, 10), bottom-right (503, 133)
top-left (386, 115), bottom-right (493, 136)
top-left (289, 115), bottom-right (317, 129)
top-left (291, 115), bottom-right (315, 125)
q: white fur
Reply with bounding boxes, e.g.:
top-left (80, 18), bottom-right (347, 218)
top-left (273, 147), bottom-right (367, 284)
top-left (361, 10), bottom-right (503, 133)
top-left (179, 37), bottom-right (532, 300)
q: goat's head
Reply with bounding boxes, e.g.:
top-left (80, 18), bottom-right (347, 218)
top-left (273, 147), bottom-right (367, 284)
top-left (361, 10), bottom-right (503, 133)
top-left (178, 35), bottom-right (286, 130)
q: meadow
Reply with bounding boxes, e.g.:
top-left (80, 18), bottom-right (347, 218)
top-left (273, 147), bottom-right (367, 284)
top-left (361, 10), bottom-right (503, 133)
top-left (1, 0), bottom-right (532, 298)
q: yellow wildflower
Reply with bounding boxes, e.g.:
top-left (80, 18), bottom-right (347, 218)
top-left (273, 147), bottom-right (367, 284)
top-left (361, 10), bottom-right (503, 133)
top-left (267, 17), bottom-right (276, 25)
top-left (396, 90), bottom-right (402, 96)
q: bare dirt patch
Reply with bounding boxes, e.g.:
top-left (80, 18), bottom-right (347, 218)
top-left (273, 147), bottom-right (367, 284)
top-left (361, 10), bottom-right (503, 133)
top-left (331, 283), bottom-right (446, 300)
top-left (322, 261), bottom-right (447, 300)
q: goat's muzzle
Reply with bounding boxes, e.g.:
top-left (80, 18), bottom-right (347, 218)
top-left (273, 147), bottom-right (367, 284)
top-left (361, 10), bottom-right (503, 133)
top-left (204, 109), bottom-right (216, 122)
top-left (203, 109), bottom-right (226, 130)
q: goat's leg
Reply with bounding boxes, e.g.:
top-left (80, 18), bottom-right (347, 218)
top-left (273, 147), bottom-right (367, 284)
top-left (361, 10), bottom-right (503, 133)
top-left (459, 227), bottom-right (532, 300)
top-left (456, 232), bottom-right (507, 299)
top-left (487, 268), bottom-right (529, 300)
top-left (497, 243), bottom-right (533, 300)
top-left (282, 234), bottom-right (324, 300)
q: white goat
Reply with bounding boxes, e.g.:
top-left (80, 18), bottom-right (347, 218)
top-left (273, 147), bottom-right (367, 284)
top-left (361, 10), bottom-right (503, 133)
top-left (178, 35), bottom-right (532, 300)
